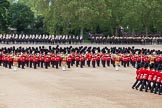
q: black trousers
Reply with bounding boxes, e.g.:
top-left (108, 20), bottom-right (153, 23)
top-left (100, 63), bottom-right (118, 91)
top-left (8, 62), bottom-right (12, 69)
top-left (92, 61), bottom-right (95, 68)
top-left (71, 59), bottom-right (75, 66)
top-left (80, 61), bottom-right (84, 68)
top-left (33, 62), bottom-right (37, 69)
top-left (51, 61), bottom-right (55, 68)
top-left (45, 62), bottom-right (49, 69)
top-left (127, 61), bottom-right (129, 67)
top-left (30, 61), bottom-right (32, 68)
top-left (96, 60), bottom-right (100, 67)
top-left (59, 60), bottom-right (62, 67)
top-left (136, 79), bottom-right (143, 89)
top-left (41, 61), bottom-right (44, 68)
top-left (87, 60), bottom-right (90, 67)
top-left (67, 61), bottom-right (71, 68)
top-left (38, 61), bottom-right (40, 67)
top-left (102, 60), bottom-right (105, 67)
top-left (121, 61), bottom-right (123, 66)
top-left (55, 61), bottom-right (59, 69)
top-left (0, 60), bottom-right (2, 66)
top-left (154, 82), bottom-right (161, 94)
top-left (159, 83), bottom-right (162, 95)
top-left (18, 61), bottom-right (21, 68)
top-left (83, 60), bottom-right (85, 66)
top-left (145, 80), bottom-right (152, 92)
top-left (111, 60), bottom-right (115, 67)
top-left (21, 62), bottom-right (25, 69)
top-left (26, 61), bottom-right (29, 67)
top-left (107, 60), bottom-right (110, 66)
top-left (132, 79), bottom-right (139, 89)
top-left (76, 61), bottom-right (79, 67)
top-left (140, 79), bottom-right (147, 91)
top-left (150, 81), bottom-right (157, 93)
top-left (123, 61), bottom-right (127, 67)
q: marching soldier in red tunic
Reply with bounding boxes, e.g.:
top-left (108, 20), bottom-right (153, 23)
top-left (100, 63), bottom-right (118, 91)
top-left (86, 51), bottom-right (92, 67)
top-left (145, 64), bottom-right (156, 92)
top-left (51, 53), bottom-right (56, 68)
top-left (33, 54), bottom-right (39, 69)
top-left (55, 54), bottom-right (61, 69)
top-left (67, 54), bottom-right (72, 68)
top-left (106, 53), bottom-right (111, 67)
top-left (20, 53), bottom-right (26, 69)
top-left (101, 53), bottom-right (107, 67)
top-left (154, 67), bottom-right (162, 94)
top-left (92, 53), bottom-right (96, 68)
top-left (7, 54), bottom-right (13, 69)
top-left (44, 53), bottom-right (51, 69)
top-left (96, 51), bottom-right (101, 67)
top-left (29, 54), bottom-right (33, 68)
top-left (39, 53), bottom-right (45, 68)
top-left (75, 53), bottom-right (80, 67)
top-left (80, 54), bottom-right (85, 68)
top-left (132, 63), bottom-right (143, 89)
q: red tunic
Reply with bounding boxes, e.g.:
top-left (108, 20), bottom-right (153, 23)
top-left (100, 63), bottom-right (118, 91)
top-left (92, 56), bottom-right (96, 61)
top-left (147, 70), bottom-right (156, 81)
top-left (33, 56), bottom-right (39, 62)
top-left (7, 56), bottom-right (13, 62)
top-left (75, 55), bottom-right (80, 61)
top-left (156, 72), bottom-right (162, 83)
top-left (56, 56), bottom-right (61, 62)
top-left (101, 55), bottom-right (107, 61)
top-left (44, 56), bottom-right (51, 62)
top-left (20, 56), bottom-right (26, 62)
top-left (67, 56), bottom-right (72, 62)
top-left (80, 56), bottom-right (85, 61)
top-left (86, 54), bottom-right (92, 61)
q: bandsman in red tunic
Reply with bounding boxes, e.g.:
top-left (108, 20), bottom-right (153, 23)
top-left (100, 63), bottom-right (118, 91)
top-left (80, 54), bottom-right (85, 68)
top-left (44, 53), bottom-right (51, 69)
top-left (145, 64), bottom-right (156, 92)
top-left (106, 53), bottom-right (111, 67)
top-left (7, 54), bottom-right (13, 69)
top-left (75, 53), bottom-right (80, 67)
top-left (92, 54), bottom-right (96, 68)
top-left (55, 54), bottom-right (61, 69)
top-left (33, 54), bottom-right (39, 69)
top-left (154, 68), bottom-right (162, 94)
top-left (96, 51), bottom-right (101, 67)
top-left (39, 53), bottom-right (45, 68)
top-left (132, 63), bottom-right (143, 89)
top-left (51, 54), bottom-right (56, 68)
top-left (67, 54), bottom-right (72, 68)
top-left (101, 53), bottom-right (107, 67)
top-left (20, 53), bottom-right (26, 69)
top-left (29, 54), bottom-right (33, 68)
top-left (86, 51), bottom-right (92, 67)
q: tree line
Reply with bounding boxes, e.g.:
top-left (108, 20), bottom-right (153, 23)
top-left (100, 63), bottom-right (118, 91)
top-left (1, 0), bottom-right (162, 37)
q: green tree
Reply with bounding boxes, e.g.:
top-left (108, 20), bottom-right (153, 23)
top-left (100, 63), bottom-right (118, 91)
top-left (8, 3), bottom-right (34, 33)
top-left (0, 0), bottom-right (10, 33)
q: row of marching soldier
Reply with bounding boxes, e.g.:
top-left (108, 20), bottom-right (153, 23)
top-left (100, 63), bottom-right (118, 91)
top-left (132, 63), bottom-right (162, 95)
top-left (0, 46), bottom-right (162, 71)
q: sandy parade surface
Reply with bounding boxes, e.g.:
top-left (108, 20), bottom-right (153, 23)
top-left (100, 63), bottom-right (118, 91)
top-left (0, 44), bottom-right (162, 108)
